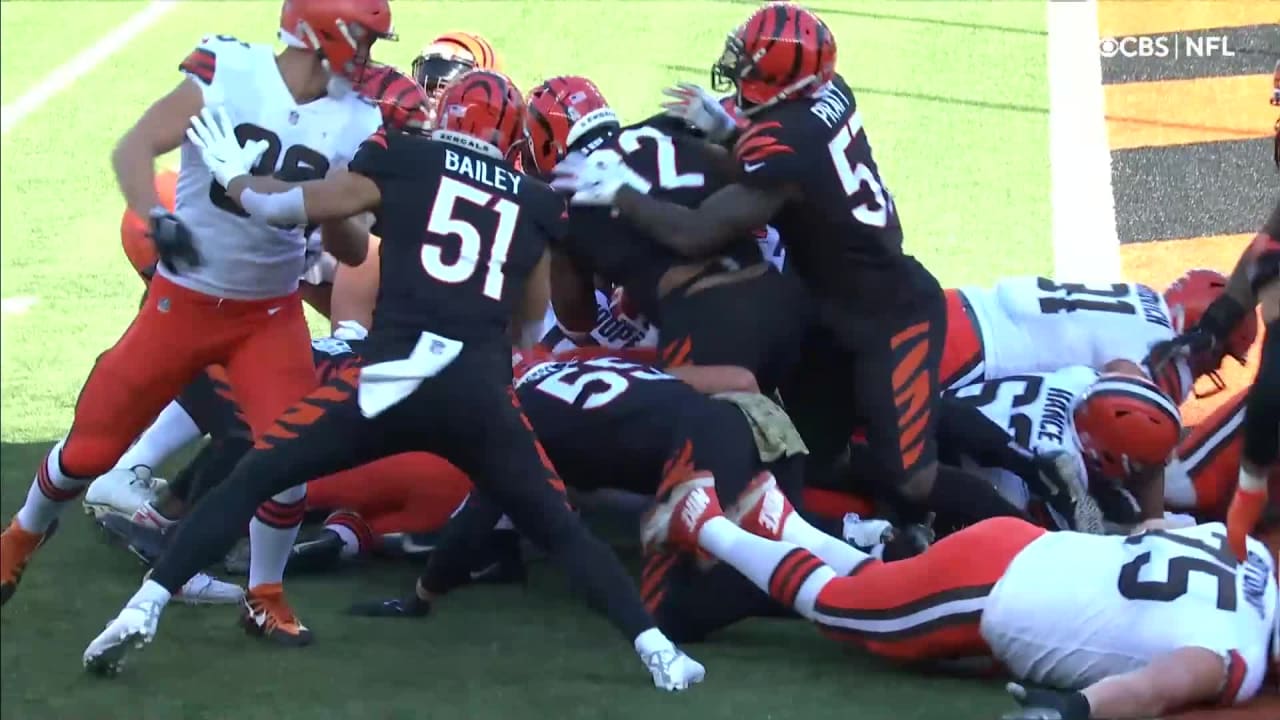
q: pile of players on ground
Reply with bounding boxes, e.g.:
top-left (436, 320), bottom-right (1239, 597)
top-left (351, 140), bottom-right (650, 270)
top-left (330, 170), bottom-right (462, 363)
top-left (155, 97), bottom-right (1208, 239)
top-left (2, 1), bottom-right (1278, 718)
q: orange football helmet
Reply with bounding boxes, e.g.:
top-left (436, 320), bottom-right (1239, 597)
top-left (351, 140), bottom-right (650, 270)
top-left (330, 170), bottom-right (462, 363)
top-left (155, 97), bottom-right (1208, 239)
top-left (1164, 268), bottom-right (1259, 392)
top-left (356, 63), bottom-right (430, 132)
top-left (711, 2), bottom-right (836, 116)
top-left (412, 31), bottom-right (500, 125)
top-left (1074, 373), bottom-right (1182, 482)
top-left (279, 0), bottom-right (396, 81)
top-left (435, 70), bottom-right (525, 159)
top-left (524, 76), bottom-right (619, 176)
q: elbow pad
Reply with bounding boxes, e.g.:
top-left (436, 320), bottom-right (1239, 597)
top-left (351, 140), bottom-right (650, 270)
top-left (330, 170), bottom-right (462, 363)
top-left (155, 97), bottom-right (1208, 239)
top-left (239, 186), bottom-right (309, 226)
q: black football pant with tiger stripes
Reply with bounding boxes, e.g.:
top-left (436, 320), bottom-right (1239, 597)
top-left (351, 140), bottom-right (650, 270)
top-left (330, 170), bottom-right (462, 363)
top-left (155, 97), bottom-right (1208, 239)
top-left (149, 350), bottom-right (657, 642)
top-left (1242, 318), bottom-right (1279, 469)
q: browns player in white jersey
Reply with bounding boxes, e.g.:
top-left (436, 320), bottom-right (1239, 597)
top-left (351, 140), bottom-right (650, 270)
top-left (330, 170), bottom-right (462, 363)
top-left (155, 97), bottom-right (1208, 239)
top-left (0, 0), bottom-right (389, 641)
top-left (944, 370), bottom-right (1182, 532)
top-left (939, 273), bottom-right (1258, 402)
top-left (645, 464), bottom-right (1279, 718)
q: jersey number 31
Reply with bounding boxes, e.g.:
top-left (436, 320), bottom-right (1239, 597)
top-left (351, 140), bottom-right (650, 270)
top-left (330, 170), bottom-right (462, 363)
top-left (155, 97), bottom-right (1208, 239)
top-left (422, 176), bottom-right (519, 301)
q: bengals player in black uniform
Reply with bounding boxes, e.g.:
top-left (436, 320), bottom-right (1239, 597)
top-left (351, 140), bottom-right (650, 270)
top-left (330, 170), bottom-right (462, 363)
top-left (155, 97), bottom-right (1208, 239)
top-left (551, 2), bottom-right (1027, 528)
top-left (83, 70), bottom-right (705, 692)
top-left (524, 75), bottom-right (810, 394)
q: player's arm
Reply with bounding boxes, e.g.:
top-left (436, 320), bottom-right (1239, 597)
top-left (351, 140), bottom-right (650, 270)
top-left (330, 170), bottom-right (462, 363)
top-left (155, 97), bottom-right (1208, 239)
top-left (329, 234), bottom-right (381, 333)
top-left (1080, 646), bottom-right (1237, 718)
top-left (1126, 465), bottom-right (1166, 521)
top-left (319, 213), bottom-right (375, 267)
top-left (512, 249), bottom-right (553, 349)
top-left (667, 365), bottom-right (759, 395)
top-left (549, 248), bottom-right (598, 337)
top-left (226, 170), bottom-right (376, 264)
top-left (113, 79), bottom-right (204, 217)
top-left (614, 183), bottom-right (790, 258)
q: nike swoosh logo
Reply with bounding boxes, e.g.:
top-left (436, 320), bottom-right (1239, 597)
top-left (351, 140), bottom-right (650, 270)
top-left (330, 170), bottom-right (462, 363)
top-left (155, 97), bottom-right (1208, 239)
top-left (267, 307), bottom-right (282, 316)
top-left (744, 162), bottom-right (765, 172)
top-left (469, 562), bottom-right (501, 581)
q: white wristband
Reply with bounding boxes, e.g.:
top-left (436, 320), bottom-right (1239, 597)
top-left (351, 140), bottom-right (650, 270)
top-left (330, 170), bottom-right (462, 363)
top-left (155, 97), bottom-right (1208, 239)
top-left (239, 186), bottom-right (309, 226)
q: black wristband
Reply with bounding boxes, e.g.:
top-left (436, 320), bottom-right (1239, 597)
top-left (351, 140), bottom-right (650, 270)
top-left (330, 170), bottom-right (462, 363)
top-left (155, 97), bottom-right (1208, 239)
top-left (1198, 293), bottom-right (1247, 342)
top-left (1063, 691), bottom-right (1093, 720)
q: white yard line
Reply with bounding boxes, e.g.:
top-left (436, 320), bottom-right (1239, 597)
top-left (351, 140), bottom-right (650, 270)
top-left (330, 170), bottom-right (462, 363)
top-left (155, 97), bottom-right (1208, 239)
top-left (1047, 0), bottom-right (1122, 282)
top-left (0, 0), bottom-right (181, 136)
top-left (1, 296), bottom-right (39, 316)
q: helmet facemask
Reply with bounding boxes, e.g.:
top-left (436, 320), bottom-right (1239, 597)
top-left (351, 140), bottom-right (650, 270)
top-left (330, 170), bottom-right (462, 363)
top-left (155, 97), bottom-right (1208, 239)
top-left (412, 54), bottom-right (476, 125)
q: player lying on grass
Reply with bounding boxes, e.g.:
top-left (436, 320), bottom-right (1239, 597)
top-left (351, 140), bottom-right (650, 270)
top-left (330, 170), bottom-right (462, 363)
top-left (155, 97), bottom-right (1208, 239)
top-left (644, 465), bottom-right (1278, 719)
top-left (85, 71), bottom-right (705, 691)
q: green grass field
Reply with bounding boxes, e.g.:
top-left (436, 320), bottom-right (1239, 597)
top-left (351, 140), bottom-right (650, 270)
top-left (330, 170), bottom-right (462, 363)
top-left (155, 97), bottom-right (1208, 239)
top-left (0, 2), bottom-right (1050, 718)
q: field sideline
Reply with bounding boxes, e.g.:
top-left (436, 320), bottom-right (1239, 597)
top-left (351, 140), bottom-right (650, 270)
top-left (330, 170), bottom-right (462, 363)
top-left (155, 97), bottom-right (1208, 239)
top-left (0, 1), bottom-right (1272, 719)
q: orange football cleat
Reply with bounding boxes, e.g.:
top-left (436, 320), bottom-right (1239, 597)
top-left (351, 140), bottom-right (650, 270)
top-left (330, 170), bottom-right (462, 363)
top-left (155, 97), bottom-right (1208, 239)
top-left (1, 517), bottom-right (53, 607)
top-left (239, 582), bottom-right (313, 646)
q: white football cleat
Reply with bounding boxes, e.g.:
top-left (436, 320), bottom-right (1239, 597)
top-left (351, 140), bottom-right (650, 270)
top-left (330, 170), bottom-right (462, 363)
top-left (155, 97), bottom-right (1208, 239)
top-left (83, 601), bottom-right (162, 677)
top-left (643, 648), bottom-right (706, 691)
top-left (842, 513), bottom-right (895, 551)
top-left (175, 573), bottom-right (243, 605)
top-left (83, 466), bottom-right (167, 519)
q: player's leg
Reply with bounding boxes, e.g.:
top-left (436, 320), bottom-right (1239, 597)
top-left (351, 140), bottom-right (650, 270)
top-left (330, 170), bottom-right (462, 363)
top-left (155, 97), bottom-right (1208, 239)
top-left (84, 371), bottom-right (392, 671)
top-left (1166, 388), bottom-right (1249, 516)
top-left (845, 264), bottom-right (1027, 527)
top-left (2, 276), bottom-right (220, 606)
top-left (1228, 315), bottom-right (1280, 555)
top-left (221, 296), bottom-right (317, 598)
top-left (409, 365), bottom-right (703, 690)
top-left (775, 326), bottom-right (861, 490)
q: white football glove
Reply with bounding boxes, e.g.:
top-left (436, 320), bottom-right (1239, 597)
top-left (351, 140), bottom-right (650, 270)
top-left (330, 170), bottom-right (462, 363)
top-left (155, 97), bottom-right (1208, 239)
top-left (550, 151), bottom-right (650, 207)
top-left (661, 82), bottom-right (737, 143)
top-left (185, 106), bottom-right (268, 188)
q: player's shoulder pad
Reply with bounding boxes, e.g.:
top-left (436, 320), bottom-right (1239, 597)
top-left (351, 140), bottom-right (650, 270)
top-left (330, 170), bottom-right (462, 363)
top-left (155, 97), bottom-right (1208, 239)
top-left (180, 34), bottom-right (255, 85)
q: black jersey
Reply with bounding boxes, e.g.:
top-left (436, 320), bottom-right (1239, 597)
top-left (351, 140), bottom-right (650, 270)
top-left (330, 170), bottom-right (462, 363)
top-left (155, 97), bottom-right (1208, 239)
top-left (350, 130), bottom-right (565, 357)
top-left (563, 119), bottom-right (762, 317)
top-left (515, 356), bottom-right (706, 494)
top-left (735, 75), bottom-right (915, 305)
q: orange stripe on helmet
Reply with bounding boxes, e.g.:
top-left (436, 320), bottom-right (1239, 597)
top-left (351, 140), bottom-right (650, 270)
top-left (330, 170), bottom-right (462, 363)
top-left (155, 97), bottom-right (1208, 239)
top-left (433, 31), bottom-right (499, 71)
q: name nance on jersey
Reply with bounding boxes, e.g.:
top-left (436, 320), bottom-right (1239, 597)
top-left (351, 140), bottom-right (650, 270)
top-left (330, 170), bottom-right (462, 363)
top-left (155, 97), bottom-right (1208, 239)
top-left (172, 35), bottom-right (381, 300)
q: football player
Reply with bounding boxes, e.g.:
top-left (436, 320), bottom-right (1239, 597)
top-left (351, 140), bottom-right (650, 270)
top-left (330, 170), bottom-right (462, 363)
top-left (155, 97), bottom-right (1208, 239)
top-left (411, 31), bottom-right (500, 126)
top-left (939, 272), bottom-right (1258, 400)
top-left (552, 3), bottom-right (1026, 528)
top-left (84, 70), bottom-right (705, 691)
top-left (646, 471), bottom-right (1277, 719)
top-left (1156, 202), bottom-right (1280, 560)
top-left (944, 370), bottom-right (1183, 532)
top-left (527, 75), bottom-right (810, 394)
top-left (1, 0), bottom-right (391, 624)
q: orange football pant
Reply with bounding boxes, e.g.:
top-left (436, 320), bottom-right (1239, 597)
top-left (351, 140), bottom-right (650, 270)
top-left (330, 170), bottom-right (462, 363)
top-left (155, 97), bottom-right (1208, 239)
top-left (305, 453), bottom-right (473, 536)
top-left (809, 516), bottom-right (1045, 662)
top-left (60, 275), bottom-right (315, 479)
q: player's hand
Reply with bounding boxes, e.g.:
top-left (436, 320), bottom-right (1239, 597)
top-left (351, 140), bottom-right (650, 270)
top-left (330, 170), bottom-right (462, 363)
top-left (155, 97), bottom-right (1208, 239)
top-left (186, 106), bottom-right (268, 188)
top-left (1143, 329), bottom-right (1214, 378)
top-left (1001, 683), bottom-right (1091, 720)
top-left (550, 151), bottom-right (647, 206)
top-left (1225, 483), bottom-right (1267, 561)
top-left (147, 207), bottom-right (202, 273)
top-left (661, 82), bottom-right (738, 143)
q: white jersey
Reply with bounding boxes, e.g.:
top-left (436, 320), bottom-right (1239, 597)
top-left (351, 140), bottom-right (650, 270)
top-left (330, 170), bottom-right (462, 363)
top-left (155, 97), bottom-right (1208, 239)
top-left (168, 35), bottom-right (381, 300)
top-left (944, 366), bottom-right (1098, 517)
top-left (983, 523), bottom-right (1277, 704)
top-left (539, 290), bottom-right (658, 353)
top-left (960, 277), bottom-right (1193, 398)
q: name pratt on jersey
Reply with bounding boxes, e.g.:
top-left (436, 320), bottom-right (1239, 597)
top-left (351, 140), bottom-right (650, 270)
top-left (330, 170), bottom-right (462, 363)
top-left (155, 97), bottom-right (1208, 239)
top-left (809, 82), bottom-right (851, 129)
top-left (1037, 387), bottom-right (1076, 445)
top-left (1137, 286), bottom-right (1172, 329)
top-left (1243, 549), bottom-right (1270, 621)
top-left (444, 149), bottom-right (522, 195)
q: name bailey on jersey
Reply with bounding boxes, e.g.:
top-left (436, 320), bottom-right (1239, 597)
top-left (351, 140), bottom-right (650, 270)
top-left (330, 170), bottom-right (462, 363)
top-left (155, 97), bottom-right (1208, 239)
top-left (444, 149), bottom-right (522, 194)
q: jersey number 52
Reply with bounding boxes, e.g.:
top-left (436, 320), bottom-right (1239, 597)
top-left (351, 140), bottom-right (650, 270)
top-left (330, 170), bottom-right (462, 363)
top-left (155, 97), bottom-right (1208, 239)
top-left (209, 124), bottom-right (329, 217)
top-left (536, 357), bottom-right (672, 409)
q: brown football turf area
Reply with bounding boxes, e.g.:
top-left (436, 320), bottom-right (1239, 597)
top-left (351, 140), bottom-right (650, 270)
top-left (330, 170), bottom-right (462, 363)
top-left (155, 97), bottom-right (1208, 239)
top-left (1100, 1), bottom-right (1278, 716)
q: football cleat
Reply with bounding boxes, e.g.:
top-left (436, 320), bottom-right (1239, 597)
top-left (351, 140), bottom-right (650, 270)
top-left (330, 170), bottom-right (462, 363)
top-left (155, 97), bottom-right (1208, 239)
top-left (83, 600), bottom-right (161, 677)
top-left (347, 594), bottom-right (432, 618)
top-left (841, 513), bottom-right (895, 551)
top-left (83, 466), bottom-right (166, 519)
top-left (726, 471), bottom-right (794, 541)
top-left (641, 473), bottom-right (721, 556)
top-left (95, 513), bottom-right (169, 566)
top-left (642, 648), bottom-right (706, 692)
top-left (176, 573), bottom-right (244, 606)
top-left (129, 499), bottom-right (178, 531)
top-left (0, 517), bottom-right (57, 607)
top-left (240, 583), bottom-right (312, 646)
top-left (287, 529), bottom-right (347, 574)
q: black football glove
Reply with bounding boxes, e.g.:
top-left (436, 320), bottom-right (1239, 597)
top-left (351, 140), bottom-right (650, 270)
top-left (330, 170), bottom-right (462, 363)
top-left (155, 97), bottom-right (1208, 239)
top-left (1146, 290), bottom-right (1248, 374)
top-left (1001, 683), bottom-right (1092, 720)
top-left (148, 206), bottom-right (202, 274)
